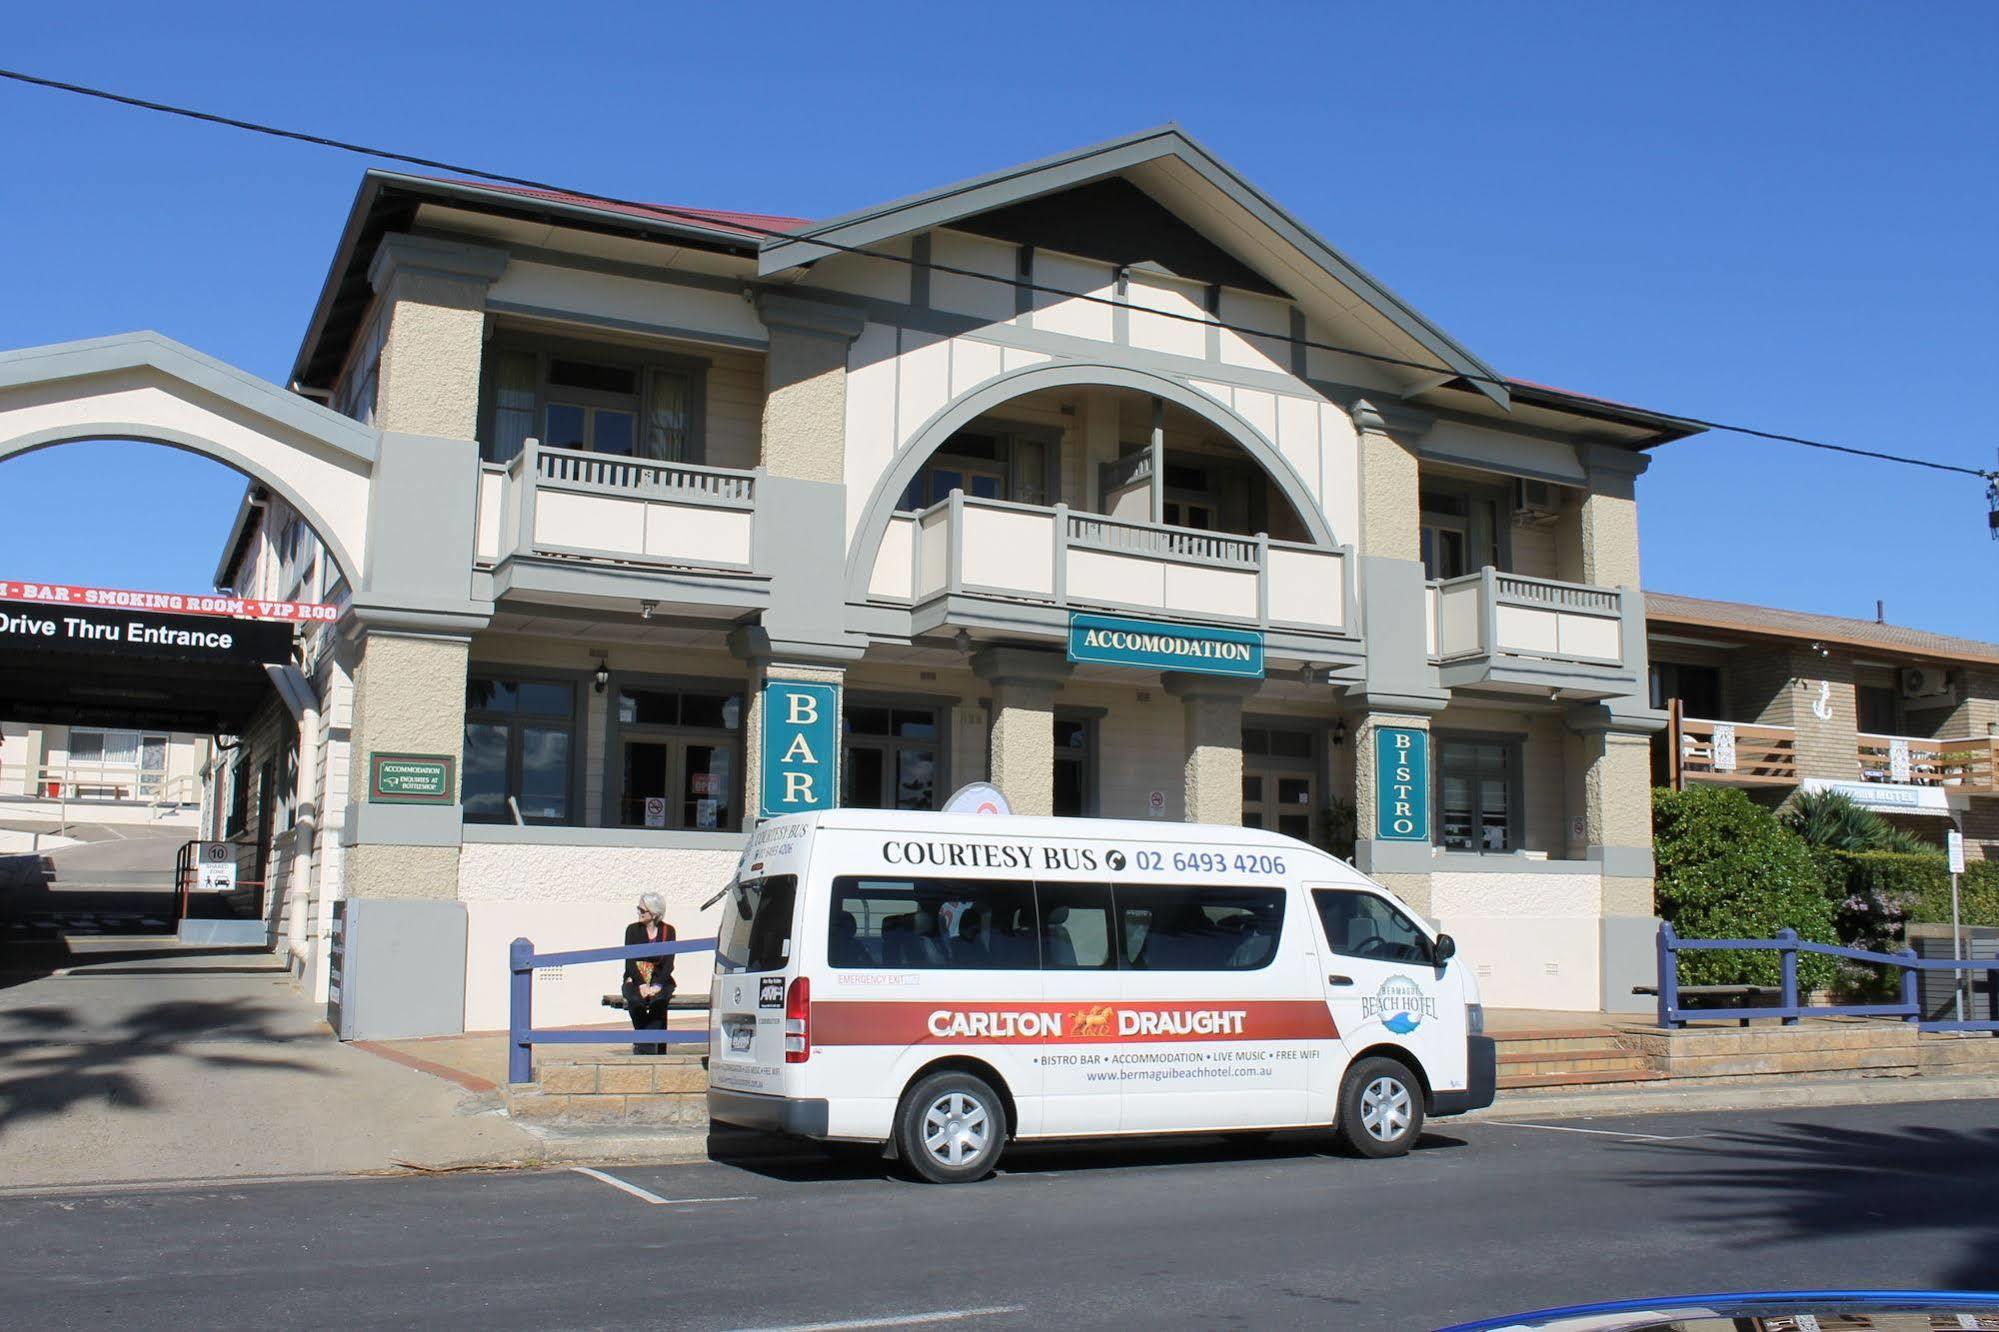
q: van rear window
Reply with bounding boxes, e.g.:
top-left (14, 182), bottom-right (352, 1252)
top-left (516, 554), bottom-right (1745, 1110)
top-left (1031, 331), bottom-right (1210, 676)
top-left (718, 875), bottom-right (797, 973)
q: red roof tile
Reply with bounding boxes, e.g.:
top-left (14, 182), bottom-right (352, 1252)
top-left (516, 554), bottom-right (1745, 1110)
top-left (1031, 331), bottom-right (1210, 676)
top-left (431, 178), bottom-right (811, 240)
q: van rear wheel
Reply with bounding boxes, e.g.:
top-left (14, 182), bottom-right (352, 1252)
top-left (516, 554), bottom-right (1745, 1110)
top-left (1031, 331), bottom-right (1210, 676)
top-left (896, 1071), bottom-right (1004, 1184)
top-left (1337, 1057), bottom-right (1424, 1158)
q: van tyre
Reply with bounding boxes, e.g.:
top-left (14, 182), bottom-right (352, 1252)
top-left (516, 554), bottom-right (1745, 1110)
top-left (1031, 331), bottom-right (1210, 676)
top-left (1337, 1057), bottom-right (1424, 1158)
top-left (897, 1071), bottom-right (1004, 1184)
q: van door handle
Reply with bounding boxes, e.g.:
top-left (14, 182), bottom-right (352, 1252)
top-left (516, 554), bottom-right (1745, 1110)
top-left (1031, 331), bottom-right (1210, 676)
top-left (1327, 974), bottom-right (1354, 987)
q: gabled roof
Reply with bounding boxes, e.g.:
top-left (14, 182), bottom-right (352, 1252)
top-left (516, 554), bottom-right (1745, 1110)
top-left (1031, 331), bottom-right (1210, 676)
top-left (756, 125), bottom-right (1512, 409)
top-left (1646, 590), bottom-right (1999, 668)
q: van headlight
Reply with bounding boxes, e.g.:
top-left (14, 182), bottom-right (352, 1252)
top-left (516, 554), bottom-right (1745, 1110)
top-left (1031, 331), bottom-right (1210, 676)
top-left (1466, 1003), bottom-right (1484, 1035)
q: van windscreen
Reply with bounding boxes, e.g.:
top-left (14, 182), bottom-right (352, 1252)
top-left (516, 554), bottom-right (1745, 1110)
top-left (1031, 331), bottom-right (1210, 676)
top-left (717, 874), bottom-right (797, 973)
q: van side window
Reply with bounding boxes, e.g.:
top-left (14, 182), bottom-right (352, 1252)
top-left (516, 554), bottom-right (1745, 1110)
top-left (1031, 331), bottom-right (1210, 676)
top-left (1117, 886), bottom-right (1284, 971)
top-left (1034, 882), bottom-right (1115, 970)
top-left (1313, 889), bottom-right (1432, 965)
top-left (828, 877), bottom-right (1038, 970)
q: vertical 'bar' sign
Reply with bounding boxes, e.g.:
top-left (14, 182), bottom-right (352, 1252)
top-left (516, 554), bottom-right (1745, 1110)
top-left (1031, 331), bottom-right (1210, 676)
top-left (760, 681), bottom-right (840, 820)
top-left (1374, 726), bottom-right (1429, 842)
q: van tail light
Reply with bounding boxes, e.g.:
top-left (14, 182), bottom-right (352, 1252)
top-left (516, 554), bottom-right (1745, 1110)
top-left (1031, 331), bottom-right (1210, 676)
top-left (784, 976), bottom-right (811, 1063)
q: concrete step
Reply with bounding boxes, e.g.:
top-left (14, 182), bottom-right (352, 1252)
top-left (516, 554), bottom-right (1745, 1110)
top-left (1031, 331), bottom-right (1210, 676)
top-left (1497, 1067), bottom-right (1669, 1091)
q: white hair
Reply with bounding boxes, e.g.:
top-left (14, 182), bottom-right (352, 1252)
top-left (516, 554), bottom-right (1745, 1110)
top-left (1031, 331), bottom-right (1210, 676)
top-left (638, 893), bottom-right (666, 917)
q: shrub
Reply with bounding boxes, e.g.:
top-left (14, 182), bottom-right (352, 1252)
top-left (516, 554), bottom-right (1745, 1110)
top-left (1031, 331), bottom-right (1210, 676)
top-left (1787, 788), bottom-right (1929, 854)
top-left (1833, 851), bottom-right (1999, 933)
top-left (1653, 785), bottom-right (1839, 990)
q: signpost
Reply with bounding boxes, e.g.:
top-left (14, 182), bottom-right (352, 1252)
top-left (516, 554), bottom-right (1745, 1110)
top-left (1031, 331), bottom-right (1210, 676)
top-left (195, 842), bottom-right (237, 893)
top-left (1949, 827), bottom-right (1967, 1021)
top-left (367, 753), bottom-right (457, 805)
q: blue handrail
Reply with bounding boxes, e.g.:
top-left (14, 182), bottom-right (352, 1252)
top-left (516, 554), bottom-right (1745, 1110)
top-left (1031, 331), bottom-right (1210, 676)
top-left (508, 935), bottom-right (717, 1084)
top-left (1656, 922), bottom-right (1999, 1032)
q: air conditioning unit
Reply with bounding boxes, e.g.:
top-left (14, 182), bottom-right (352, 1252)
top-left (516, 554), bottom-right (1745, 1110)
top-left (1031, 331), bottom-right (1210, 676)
top-left (1902, 667), bottom-right (1951, 699)
top-left (1513, 478), bottom-right (1561, 519)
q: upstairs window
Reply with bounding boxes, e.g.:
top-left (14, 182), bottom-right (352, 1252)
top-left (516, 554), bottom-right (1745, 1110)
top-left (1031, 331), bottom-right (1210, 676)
top-left (483, 340), bottom-right (703, 466)
top-left (898, 427), bottom-right (1051, 509)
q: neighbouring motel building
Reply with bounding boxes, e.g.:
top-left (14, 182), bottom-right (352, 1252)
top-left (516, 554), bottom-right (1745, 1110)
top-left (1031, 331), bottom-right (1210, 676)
top-left (2, 127), bottom-right (1759, 1036)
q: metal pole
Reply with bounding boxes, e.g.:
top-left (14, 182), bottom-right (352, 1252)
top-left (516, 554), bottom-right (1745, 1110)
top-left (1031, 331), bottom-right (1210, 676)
top-left (508, 937), bottom-right (535, 1085)
top-left (1777, 927), bottom-right (1799, 1025)
top-left (1952, 865), bottom-right (1965, 1023)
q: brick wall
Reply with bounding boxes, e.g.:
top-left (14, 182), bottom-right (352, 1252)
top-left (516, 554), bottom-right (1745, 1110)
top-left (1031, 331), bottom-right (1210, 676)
top-left (1790, 650), bottom-right (1859, 784)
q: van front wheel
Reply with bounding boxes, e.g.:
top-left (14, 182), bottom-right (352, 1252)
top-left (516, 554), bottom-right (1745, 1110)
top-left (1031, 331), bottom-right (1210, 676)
top-left (1337, 1057), bottom-right (1424, 1158)
top-left (897, 1072), bottom-right (1004, 1184)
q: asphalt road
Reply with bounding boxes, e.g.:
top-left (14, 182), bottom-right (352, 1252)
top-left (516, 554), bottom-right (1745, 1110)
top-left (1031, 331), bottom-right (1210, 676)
top-left (4, 1098), bottom-right (1997, 1330)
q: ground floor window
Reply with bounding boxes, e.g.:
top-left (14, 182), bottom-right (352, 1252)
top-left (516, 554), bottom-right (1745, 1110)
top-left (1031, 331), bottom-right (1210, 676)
top-left (611, 681), bottom-right (742, 830)
top-left (843, 702), bottom-right (940, 810)
top-left (463, 674), bottom-right (578, 825)
top-left (1242, 721), bottom-right (1317, 842)
top-left (1434, 733), bottom-right (1521, 853)
top-left (1053, 714), bottom-right (1096, 817)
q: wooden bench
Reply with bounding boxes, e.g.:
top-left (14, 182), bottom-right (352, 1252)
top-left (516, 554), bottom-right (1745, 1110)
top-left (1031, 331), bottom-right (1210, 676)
top-left (1633, 983), bottom-right (1786, 1026)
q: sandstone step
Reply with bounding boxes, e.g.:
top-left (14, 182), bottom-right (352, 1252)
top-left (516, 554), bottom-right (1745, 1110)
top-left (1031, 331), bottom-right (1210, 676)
top-left (1490, 1032), bottom-right (1630, 1056)
top-left (1498, 1054), bottom-right (1651, 1078)
top-left (1497, 1067), bottom-right (1668, 1091)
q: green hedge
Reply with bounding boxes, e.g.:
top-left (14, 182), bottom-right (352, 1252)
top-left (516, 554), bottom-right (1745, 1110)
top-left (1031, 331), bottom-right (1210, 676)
top-left (1653, 786), bottom-right (1838, 990)
top-left (1834, 851), bottom-right (1999, 931)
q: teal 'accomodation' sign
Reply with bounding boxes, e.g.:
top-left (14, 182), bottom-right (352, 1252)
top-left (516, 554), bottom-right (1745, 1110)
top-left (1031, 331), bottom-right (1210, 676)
top-left (1375, 727), bottom-right (1428, 841)
top-left (1066, 613), bottom-right (1264, 679)
top-left (760, 681), bottom-right (839, 819)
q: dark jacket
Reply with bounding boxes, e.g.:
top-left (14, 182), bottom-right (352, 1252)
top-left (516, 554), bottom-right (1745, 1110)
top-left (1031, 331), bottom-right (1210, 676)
top-left (622, 920), bottom-right (677, 1000)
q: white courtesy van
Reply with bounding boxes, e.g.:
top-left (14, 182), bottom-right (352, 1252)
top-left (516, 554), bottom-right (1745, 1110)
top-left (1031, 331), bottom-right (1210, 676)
top-left (708, 810), bottom-right (1495, 1183)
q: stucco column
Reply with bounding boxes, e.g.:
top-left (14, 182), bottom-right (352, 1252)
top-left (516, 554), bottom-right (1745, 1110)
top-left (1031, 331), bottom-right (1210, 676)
top-left (340, 624), bottom-right (471, 902)
top-left (1164, 674), bottom-right (1259, 826)
top-left (1351, 399), bottom-right (1419, 561)
top-left (1351, 707), bottom-right (1435, 914)
top-left (1566, 704), bottom-right (1664, 1012)
top-left (972, 647), bottom-right (1072, 817)
top-left (756, 292), bottom-right (866, 484)
top-left (366, 235), bottom-right (508, 441)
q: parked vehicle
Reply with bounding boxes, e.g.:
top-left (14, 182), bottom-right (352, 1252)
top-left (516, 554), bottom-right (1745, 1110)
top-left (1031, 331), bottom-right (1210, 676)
top-left (708, 810), bottom-right (1495, 1182)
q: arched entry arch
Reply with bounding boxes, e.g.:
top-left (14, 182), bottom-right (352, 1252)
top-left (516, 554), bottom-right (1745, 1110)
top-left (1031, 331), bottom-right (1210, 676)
top-left (845, 360), bottom-right (1339, 598)
top-left (0, 332), bottom-right (377, 588)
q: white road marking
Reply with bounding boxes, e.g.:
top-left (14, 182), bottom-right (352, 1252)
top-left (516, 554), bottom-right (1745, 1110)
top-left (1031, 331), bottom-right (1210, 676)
top-left (1496, 1121), bottom-right (1704, 1142)
top-left (567, 1166), bottom-right (752, 1206)
top-left (727, 1307), bottom-right (1026, 1332)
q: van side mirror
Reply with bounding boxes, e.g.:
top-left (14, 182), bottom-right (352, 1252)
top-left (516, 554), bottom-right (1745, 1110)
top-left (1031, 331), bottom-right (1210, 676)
top-left (1432, 933), bottom-right (1457, 964)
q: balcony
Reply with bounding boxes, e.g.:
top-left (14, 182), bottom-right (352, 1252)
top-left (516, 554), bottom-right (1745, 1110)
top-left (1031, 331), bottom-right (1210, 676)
top-left (1668, 712), bottom-right (1799, 788)
top-left (474, 441), bottom-right (765, 605)
top-left (867, 492), bottom-right (1354, 645)
top-left (1856, 734), bottom-right (1999, 794)
top-left (1427, 568), bottom-right (1638, 698)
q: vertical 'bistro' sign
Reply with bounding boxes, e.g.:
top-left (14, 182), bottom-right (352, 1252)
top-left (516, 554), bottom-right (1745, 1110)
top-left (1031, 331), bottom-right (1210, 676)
top-left (760, 680), bottom-right (840, 819)
top-left (1374, 727), bottom-right (1428, 841)
top-left (1066, 613), bottom-right (1263, 679)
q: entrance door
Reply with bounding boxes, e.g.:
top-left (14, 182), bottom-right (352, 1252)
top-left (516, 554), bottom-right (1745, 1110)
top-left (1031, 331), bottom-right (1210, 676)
top-left (1241, 722), bottom-right (1318, 843)
top-left (1305, 885), bottom-right (1465, 1112)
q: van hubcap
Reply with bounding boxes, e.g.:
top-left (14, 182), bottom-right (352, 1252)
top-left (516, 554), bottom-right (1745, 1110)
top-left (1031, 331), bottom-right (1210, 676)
top-left (1360, 1077), bottom-right (1412, 1142)
top-left (922, 1092), bottom-right (991, 1166)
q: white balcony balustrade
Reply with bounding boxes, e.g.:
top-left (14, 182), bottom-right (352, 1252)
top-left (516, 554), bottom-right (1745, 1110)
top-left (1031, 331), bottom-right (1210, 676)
top-left (868, 492), bottom-right (1351, 635)
top-left (1429, 568), bottom-right (1637, 694)
top-left (474, 440), bottom-right (759, 573)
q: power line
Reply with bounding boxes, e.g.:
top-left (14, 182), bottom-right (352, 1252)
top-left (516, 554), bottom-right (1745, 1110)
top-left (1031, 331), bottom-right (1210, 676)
top-left (2, 64), bottom-right (1993, 485)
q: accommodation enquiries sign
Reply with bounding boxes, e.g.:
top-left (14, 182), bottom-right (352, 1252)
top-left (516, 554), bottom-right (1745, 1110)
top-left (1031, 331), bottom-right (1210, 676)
top-left (1375, 727), bottom-right (1429, 842)
top-left (1066, 613), bottom-right (1264, 680)
top-left (368, 752), bottom-right (456, 805)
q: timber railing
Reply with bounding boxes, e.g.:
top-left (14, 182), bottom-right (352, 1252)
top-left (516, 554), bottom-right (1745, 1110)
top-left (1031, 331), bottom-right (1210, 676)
top-left (1656, 922), bottom-right (1999, 1033)
top-left (507, 934), bottom-right (716, 1084)
top-left (1666, 702), bottom-right (1800, 789)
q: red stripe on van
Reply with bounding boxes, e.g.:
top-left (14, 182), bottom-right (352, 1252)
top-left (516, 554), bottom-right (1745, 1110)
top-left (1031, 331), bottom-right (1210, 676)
top-left (811, 1000), bottom-right (1337, 1046)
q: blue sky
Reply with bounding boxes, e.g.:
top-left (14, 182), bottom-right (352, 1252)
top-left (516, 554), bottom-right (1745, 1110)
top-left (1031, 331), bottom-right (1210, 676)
top-left (1, 2), bottom-right (1993, 638)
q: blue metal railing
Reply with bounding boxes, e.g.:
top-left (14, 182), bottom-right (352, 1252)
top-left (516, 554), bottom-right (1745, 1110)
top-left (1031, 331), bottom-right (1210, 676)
top-left (1656, 922), bottom-right (1999, 1032)
top-left (507, 935), bottom-right (716, 1084)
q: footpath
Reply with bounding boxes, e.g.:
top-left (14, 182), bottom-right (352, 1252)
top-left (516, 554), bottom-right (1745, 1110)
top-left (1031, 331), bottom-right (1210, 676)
top-left (4, 943), bottom-right (1997, 1192)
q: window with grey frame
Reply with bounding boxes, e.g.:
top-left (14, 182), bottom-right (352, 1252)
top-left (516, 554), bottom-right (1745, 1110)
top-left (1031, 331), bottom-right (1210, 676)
top-left (482, 340), bottom-right (703, 466)
top-left (896, 426), bottom-right (1051, 509)
top-left (612, 682), bottom-right (743, 831)
top-left (463, 675), bottom-right (578, 825)
top-left (1433, 733), bottom-right (1522, 853)
top-left (1241, 721), bottom-right (1318, 842)
top-left (843, 702), bottom-right (941, 811)
top-left (1053, 713), bottom-right (1096, 817)
top-left (1419, 480), bottom-right (1506, 581)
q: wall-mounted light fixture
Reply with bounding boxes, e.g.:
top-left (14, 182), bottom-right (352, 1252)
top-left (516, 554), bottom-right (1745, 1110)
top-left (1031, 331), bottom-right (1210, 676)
top-left (1330, 717), bottom-right (1347, 747)
top-left (593, 664), bottom-right (610, 694)
top-left (640, 600), bottom-right (657, 620)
